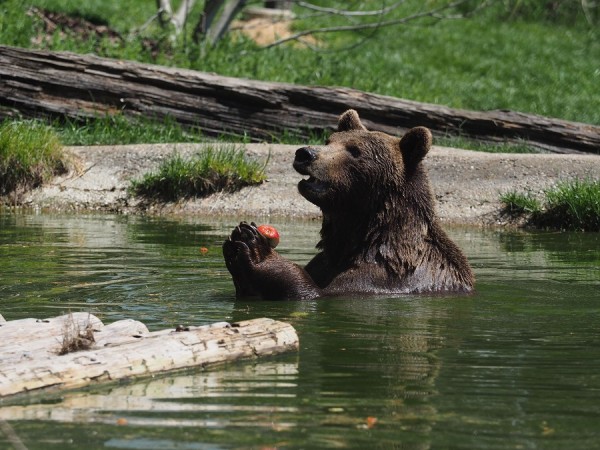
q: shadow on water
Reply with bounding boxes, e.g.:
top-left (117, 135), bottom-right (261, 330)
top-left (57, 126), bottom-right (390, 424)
top-left (0, 212), bottom-right (599, 449)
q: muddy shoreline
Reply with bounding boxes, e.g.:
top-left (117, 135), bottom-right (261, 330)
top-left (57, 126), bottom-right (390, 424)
top-left (5, 143), bottom-right (599, 227)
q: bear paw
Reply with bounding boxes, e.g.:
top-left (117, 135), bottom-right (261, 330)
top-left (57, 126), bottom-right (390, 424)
top-left (223, 222), bottom-right (274, 271)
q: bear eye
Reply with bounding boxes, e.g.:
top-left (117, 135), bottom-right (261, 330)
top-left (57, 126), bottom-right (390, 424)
top-left (347, 145), bottom-right (361, 158)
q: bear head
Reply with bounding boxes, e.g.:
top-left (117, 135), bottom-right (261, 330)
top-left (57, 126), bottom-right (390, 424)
top-left (293, 109), bottom-right (433, 213)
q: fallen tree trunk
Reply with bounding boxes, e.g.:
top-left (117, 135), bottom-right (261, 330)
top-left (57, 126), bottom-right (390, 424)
top-left (0, 45), bottom-right (598, 154)
top-left (0, 313), bottom-right (299, 398)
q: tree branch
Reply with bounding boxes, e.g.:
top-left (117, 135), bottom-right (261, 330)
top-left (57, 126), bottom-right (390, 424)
top-left (263, 0), bottom-right (477, 49)
top-left (296, 1), bottom-right (408, 17)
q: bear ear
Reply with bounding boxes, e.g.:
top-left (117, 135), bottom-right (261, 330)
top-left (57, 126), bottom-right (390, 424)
top-left (399, 126), bottom-right (432, 167)
top-left (337, 109), bottom-right (367, 132)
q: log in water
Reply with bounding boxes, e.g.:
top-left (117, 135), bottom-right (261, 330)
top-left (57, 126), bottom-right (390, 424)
top-left (0, 313), bottom-right (299, 398)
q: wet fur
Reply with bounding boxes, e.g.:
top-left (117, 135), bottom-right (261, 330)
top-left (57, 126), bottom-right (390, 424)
top-left (223, 110), bottom-right (474, 300)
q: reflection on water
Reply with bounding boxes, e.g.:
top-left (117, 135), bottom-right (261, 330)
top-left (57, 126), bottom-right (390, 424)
top-left (0, 212), bottom-right (599, 449)
top-left (0, 362), bottom-right (299, 425)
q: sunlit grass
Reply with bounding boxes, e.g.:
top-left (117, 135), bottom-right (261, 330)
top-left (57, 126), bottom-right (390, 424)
top-left (437, 135), bottom-right (541, 153)
top-left (501, 179), bottom-right (600, 231)
top-left (58, 115), bottom-right (204, 146)
top-left (0, 121), bottom-right (69, 195)
top-left (500, 191), bottom-right (542, 215)
top-left (540, 179), bottom-right (600, 231)
top-left (45, 114), bottom-right (546, 153)
top-left (129, 145), bottom-right (266, 201)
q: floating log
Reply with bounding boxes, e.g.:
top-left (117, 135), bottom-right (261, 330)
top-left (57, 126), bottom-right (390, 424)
top-left (0, 45), bottom-right (598, 154)
top-left (0, 313), bottom-right (299, 398)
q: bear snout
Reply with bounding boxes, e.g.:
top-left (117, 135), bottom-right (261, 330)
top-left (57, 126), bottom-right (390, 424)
top-left (295, 147), bottom-right (318, 163)
top-left (293, 147), bottom-right (319, 175)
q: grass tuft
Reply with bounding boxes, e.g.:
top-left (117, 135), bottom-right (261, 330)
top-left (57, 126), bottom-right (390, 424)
top-left (129, 145), bottom-right (266, 201)
top-left (500, 191), bottom-right (542, 215)
top-left (539, 179), bottom-right (600, 231)
top-left (500, 179), bottom-right (600, 231)
top-left (58, 313), bottom-right (95, 355)
top-left (0, 120), bottom-right (70, 195)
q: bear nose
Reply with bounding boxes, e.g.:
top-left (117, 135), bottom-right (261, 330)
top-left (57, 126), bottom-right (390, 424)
top-left (295, 147), bottom-right (318, 164)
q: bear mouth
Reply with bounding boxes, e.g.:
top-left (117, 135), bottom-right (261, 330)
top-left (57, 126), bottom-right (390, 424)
top-left (294, 159), bottom-right (328, 198)
top-left (298, 175), bottom-right (328, 197)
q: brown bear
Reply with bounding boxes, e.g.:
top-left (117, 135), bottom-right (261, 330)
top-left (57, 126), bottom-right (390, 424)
top-left (223, 110), bottom-right (474, 300)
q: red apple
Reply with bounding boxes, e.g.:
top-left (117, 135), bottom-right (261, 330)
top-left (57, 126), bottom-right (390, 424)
top-left (257, 224), bottom-right (280, 248)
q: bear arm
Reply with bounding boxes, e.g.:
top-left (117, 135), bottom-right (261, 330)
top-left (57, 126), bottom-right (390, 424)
top-left (252, 256), bottom-right (322, 300)
top-left (223, 222), bottom-right (322, 300)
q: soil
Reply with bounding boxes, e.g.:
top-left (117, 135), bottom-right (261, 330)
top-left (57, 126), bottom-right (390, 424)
top-left (9, 143), bottom-right (599, 227)
top-left (27, 7), bottom-right (164, 59)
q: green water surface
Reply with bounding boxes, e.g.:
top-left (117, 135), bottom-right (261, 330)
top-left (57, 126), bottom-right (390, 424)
top-left (0, 212), bottom-right (599, 449)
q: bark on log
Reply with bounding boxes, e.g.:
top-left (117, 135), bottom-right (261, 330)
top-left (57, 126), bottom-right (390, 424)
top-left (0, 45), bottom-right (598, 154)
top-left (0, 313), bottom-right (299, 398)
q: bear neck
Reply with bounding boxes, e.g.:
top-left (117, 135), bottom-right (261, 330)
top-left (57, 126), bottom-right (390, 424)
top-left (318, 166), bottom-right (437, 273)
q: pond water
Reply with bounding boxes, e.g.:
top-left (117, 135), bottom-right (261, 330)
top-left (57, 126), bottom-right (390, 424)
top-left (0, 212), bottom-right (599, 450)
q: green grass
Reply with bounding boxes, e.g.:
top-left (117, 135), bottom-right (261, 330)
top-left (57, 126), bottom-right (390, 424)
top-left (540, 179), bottom-right (600, 231)
top-left (41, 114), bottom-right (325, 147)
top-left (492, 0), bottom-right (598, 24)
top-left (0, 118), bottom-right (266, 201)
top-left (500, 191), bottom-right (542, 215)
top-left (501, 179), bottom-right (600, 231)
top-left (437, 135), bottom-right (541, 153)
top-left (0, 120), bottom-right (69, 195)
top-left (129, 145), bottom-right (267, 201)
top-left (1, 0), bottom-right (597, 130)
top-left (57, 115), bottom-right (205, 146)
top-left (199, 3), bottom-right (599, 126)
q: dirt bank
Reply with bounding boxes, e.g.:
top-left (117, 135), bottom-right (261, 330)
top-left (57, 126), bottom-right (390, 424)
top-left (9, 143), bottom-right (600, 226)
